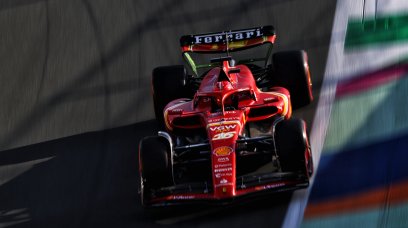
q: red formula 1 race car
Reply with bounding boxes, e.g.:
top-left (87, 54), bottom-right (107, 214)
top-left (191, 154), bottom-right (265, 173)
top-left (139, 25), bottom-right (314, 207)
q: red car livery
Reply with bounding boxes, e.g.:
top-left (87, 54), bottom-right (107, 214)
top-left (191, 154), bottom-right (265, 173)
top-left (139, 25), bottom-right (314, 206)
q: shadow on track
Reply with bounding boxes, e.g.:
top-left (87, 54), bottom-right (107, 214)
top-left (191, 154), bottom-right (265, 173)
top-left (0, 120), bottom-right (156, 227)
top-left (0, 119), bottom-right (291, 228)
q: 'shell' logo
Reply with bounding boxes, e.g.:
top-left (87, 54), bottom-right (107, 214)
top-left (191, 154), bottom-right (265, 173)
top-left (213, 146), bottom-right (233, 156)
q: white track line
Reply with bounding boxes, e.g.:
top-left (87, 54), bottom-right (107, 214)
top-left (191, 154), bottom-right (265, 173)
top-left (282, 0), bottom-right (346, 227)
top-left (283, 0), bottom-right (408, 227)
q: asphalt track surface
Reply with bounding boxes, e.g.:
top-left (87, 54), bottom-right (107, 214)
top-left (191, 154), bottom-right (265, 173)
top-left (0, 0), bottom-right (336, 227)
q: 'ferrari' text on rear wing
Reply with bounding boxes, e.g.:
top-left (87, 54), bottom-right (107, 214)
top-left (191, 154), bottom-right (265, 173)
top-left (180, 25), bottom-right (276, 53)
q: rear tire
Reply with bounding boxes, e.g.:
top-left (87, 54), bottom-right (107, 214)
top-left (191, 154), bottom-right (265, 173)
top-left (152, 65), bottom-right (189, 128)
top-left (271, 50), bottom-right (313, 109)
top-left (139, 136), bottom-right (173, 206)
top-left (275, 118), bottom-right (310, 174)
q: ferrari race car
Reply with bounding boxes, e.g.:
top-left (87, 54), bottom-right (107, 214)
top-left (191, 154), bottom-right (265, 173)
top-left (139, 25), bottom-right (314, 207)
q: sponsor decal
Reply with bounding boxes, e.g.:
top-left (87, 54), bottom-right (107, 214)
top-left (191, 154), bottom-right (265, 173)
top-left (208, 117), bottom-right (239, 123)
top-left (214, 167), bottom-right (233, 173)
top-left (208, 118), bottom-right (221, 123)
top-left (220, 179), bottom-right (228, 184)
top-left (263, 183), bottom-right (285, 190)
top-left (215, 178), bottom-right (234, 187)
top-left (213, 146), bottom-right (233, 156)
top-left (193, 28), bottom-right (263, 44)
top-left (173, 195), bottom-right (195, 200)
top-left (209, 124), bottom-right (237, 132)
top-left (214, 163), bottom-right (232, 168)
top-left (217, 157), bottom-right (230, 162)
top-left (168, 108), bottom-right (183, 114)
top-left (212, 132), bottom-right (235, 140)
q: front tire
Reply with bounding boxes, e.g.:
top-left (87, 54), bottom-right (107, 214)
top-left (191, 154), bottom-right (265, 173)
top-left (139, 136), bottom-right (173, 206)
top-left (275, 118), bottom-right (312, 175)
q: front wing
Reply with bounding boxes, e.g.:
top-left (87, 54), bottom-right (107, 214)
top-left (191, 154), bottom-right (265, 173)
top-left (146, 171), bottom-right (309, 207)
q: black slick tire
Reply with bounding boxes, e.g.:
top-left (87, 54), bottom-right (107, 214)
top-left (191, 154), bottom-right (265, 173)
top-left (152, 65), bottom-right (188, 128)
top-left (271, 50), bottom-right (313, 109)
top-left (275, 118), bottom-right (310, 173)
top-left (139, 136), bottom-right (173, 206)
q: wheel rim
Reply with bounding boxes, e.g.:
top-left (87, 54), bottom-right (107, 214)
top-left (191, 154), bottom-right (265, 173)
top-left (140, 175), bottom-right (146, 207)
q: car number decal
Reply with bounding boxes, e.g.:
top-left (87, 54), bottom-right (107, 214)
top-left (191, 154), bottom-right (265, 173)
top-left (212, 132), bottom-right (235, 140)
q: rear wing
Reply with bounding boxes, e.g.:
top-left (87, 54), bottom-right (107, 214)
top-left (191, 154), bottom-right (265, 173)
top-left (180, 25), bottom-right (276, 53)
